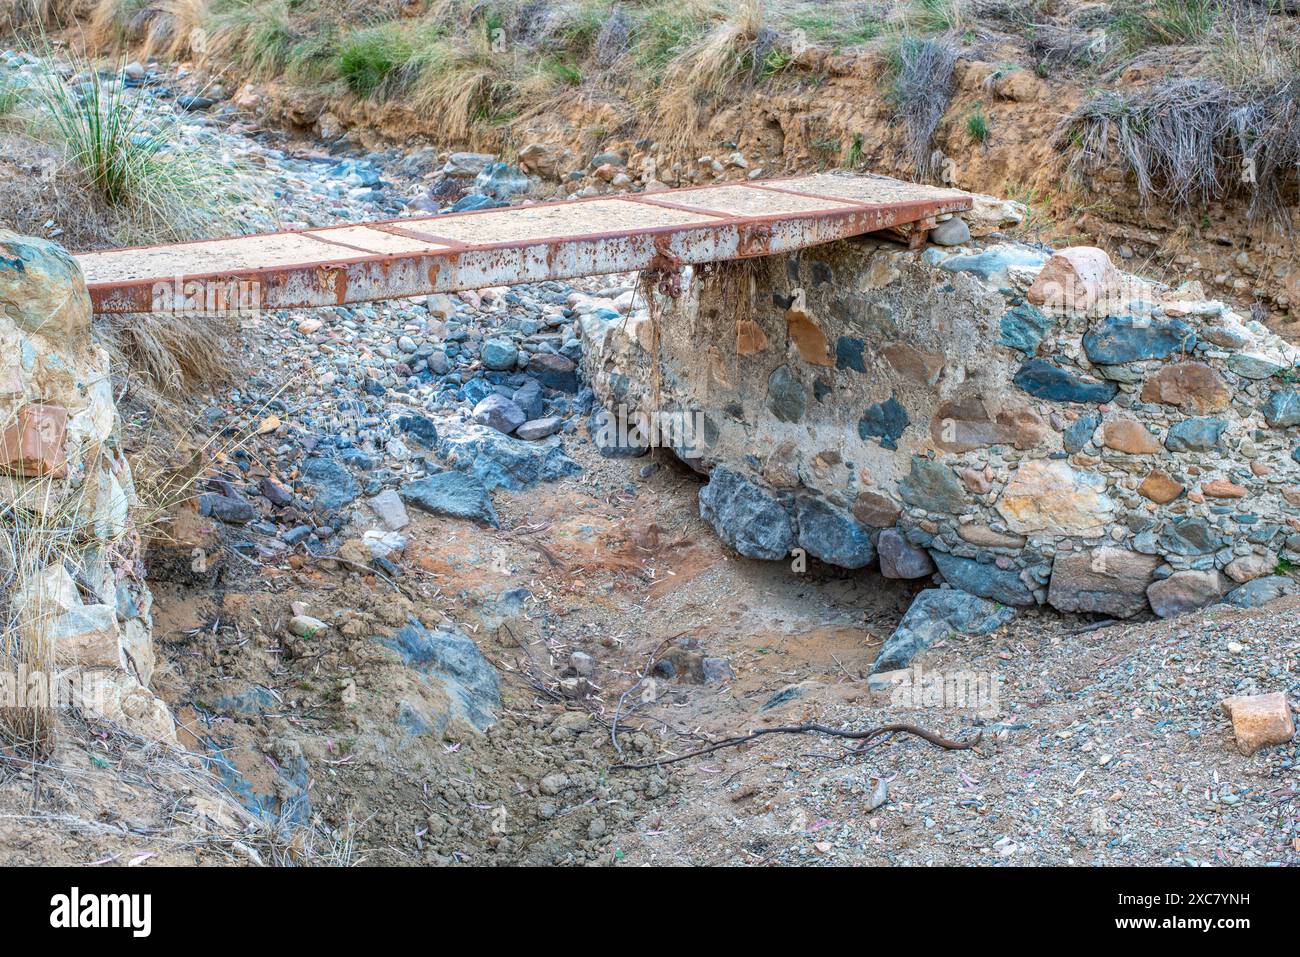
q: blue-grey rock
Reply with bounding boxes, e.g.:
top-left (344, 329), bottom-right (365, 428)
top-left (794, 496), bottom-right (875, 569)
top-left (698, 468), bottom-right (794, 560)
top-left (767, 365), bottom-right (806, 423)
top-left (299, 454), bottom-right (360, 511)
top-left (1262, 389), bottom-right (1300, 428)
top-left (898, 457), bottom-right (967, 513)
top-left (937, 245), bottom-right (1046, 288)
top-left (1014, 359), bottom-right (1118, 403)
top-left (590, 408), bottom-right (649, 457)
top-left (451, 193), bottom-right (504, 212)
top-left (1223, 575), bottom-right (1296, 608)
top-left (931, 552), bottom-right (1036, 606)
top-left (999, 301), bottom-right (1054, 354)
top-left (513, 379), bottom-right (544, 419)
top-left (441, 425), bottom-right (581, 491)
top-left (473, 393), bottom-right (526, 434)
top-left (1165, 417), bottom-right (1227, 452)
top-left (1228, 353), bottom-right (1287, 379)
top-left (835, 337), bottom-right (866, 373)
top-left (1063, 412), bottom-right (1100, 453)
top-left (378, 619), bottom-right (501, 730)
top-left (397, 413), bottom-right (439, 448)
top-left (871, 588), bottom-right (1016, 673)
top-left (1081, 316), bottom-right (1196, 365)
top-left (528, 352), bottom-right (579, 392)
top-left (400, 471), bottom-right (498, 526)
top-left (858, 395), bottom-right (909, 450)
top-left (481, 337), bottom-right (519, 371)
top-left (1158, 517), bottom-right (1227, 556)
top-left (197, 492), bottom-right (255, 524)
top-left (473, 161), bottom-right (530, 200)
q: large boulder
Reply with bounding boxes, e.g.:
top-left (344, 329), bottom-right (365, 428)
top-left (698, 468), bottom-right (794, 561)
top-left (1047, 548), bottom-right (1160, 618)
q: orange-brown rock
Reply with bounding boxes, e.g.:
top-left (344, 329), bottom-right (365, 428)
top-left (852, 489), bottom-right (900, 528)
top-left (1140, 362), bottom-right (1231, 413)
top-left (0, 403), bottom-right (68, 477)
top-left (1138, 470), bottom-right (1183, 504)
top-left (882, 342), bottom-right (944, 386)
top-left (736, 319), bottom-right (768, 356)
top-left (1102, 418), bottom-right (1161, 455)
top-left (1202, 479), bottom-right (1248, 499)
top-left (1220, 693), bottom-right (1296, 756)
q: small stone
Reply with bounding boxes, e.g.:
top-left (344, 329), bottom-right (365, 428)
top-left (702, 657), bottom-right (733, 684)
top-left (1224, 552), bottom-right (1274, 582)
top-left (472, 394), bottom-right (526, 434)
top-left (480, 337), bottom-right (519, 371)
top-left (1219, 693), bottom-right (1295, 756)
top-left (288, 615), bottom-right (328, 638)
top-left (1165, 417), bottom-right (1227, 452)
top-left (1202, 478), bottom-right (1247, 499)
top-left (929, 217), bottom-right (970, 246)
top-left (1101, 418), bottom-right (1161, 455)
top-left (1140, 363), bottom-right (1231, 413)
top-left (1138, 470), bottom-right (1183, 504)
top-left (515, 416), bottom-right (563, 440)
top-left (367, 489), bottom-right (410, 531)
top-left (877, 527), bottom-right (935, 579)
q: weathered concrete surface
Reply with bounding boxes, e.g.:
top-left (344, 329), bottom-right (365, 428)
top-left (580, 232), bottom-right (1300, 620)
top-left (75, 173), bottom-right (969, 313)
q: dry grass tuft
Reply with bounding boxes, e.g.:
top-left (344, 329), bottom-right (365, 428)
top-left (97, 310), bottom-right (242, 394)
top-left (887, 35), bottom-right (958, 180)
top-left (1060, 75), bottom-right (1300, 223)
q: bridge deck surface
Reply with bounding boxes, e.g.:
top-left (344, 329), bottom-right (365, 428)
top-left (75, 173), bottom-right (970, 313)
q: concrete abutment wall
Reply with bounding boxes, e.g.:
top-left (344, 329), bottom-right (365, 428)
top-left (580, 235), bottom-right (1300, 622)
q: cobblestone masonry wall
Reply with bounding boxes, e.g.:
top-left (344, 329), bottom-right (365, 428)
top-left (580, 237), bottom-right (1300, 620)
top-left (0, 231), bottom-right (173, 740)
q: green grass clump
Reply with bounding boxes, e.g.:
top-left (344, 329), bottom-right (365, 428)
top-left (204, 0), bottom-right (296, 79)
top-left (335, 22), bottom-right (418, 98)
top-left (966, 106), bottom-right (989, 142)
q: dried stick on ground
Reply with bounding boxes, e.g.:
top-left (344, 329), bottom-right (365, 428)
top-left (614, 722), bottom-right (980, 770)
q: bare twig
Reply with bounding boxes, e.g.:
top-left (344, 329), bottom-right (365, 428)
top-left (614, 721), bottom-right (980, 770)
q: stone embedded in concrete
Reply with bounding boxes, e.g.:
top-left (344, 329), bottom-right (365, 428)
top-left (1014, 358), bottom-right (1117, 404)
top-left (1063, 412), bottom-right (1100, 453)
top-left (1219, 692), bottom-right (1295, 756)
top-left (957, 524), bottom-right (1026, 549)
top-left (1026, 246), bottom-right (1122, 313)
top-left (1165, 416), bottom-right (1227, 452)
top-left (996, 460), bottom-right (1114, 537)
top-left (736, 319), bottom-right (769, 356)
top-left (1146, 570), bottom-right (1229, 618)
top-left (852, 489), bottom-right (901, 528)
top-left (998, 301), bottom-right (1055, 354)
top-left (1102, 418), bottom-right (1161, 455)
top-left (931, 551), bottom-right (1035, 606)
top-left (871, 587), bottom-right (1016, 673)
top-left (766, 365), bottom-right (806, 423)
top-left (698, 468), bottom-right (794, 561)
top-left (1138, 470), bottom-right (1184, 504)
top-left (881, 342), bottom-right (944, 386)
top-left (1228, 352), bottom-right (1287, 379)
top-left (1047, 548), bottom-right (1160, 618)
top-left (785, 304), bottom-right (832, 366)
top-left (1082, 316), bottom-right (1196, 365)
top-left (1202, 478), bottom-right (1247, 499)
top-left (835, 336), bottom-right (866, 373)
top-left (1140, 362), bottom-right (1231, 413)
top-left (0, 402), bottom-right (68, 477)
top-left (858, 395), bottom-right (909, 450)
top-left (1262, 389), bottom-right (1300, 428)
top-left (898, 457), bottom-right (967, 514)
top-left (794, 496), bottom-right (875, 569)
top-left (1158, 517), bottom-right (1227, 556)
top-left (877, 527), bottom-right (935, 579)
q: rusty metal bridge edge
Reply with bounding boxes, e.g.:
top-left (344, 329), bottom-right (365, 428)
top-left (77, 175), bottom-right (972, 314)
